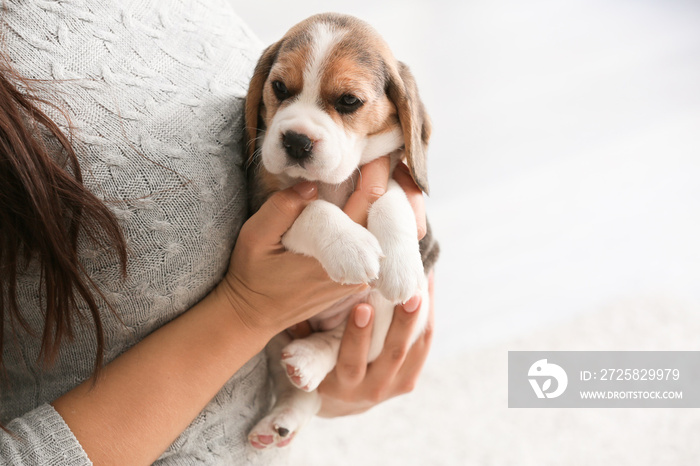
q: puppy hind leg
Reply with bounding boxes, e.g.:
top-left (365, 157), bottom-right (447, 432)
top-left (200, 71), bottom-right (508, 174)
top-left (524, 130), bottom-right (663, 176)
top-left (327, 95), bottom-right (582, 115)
top-left (281, 323), bottom-right (345, 392)
top-left (249, 333), bottom-right (321, 449)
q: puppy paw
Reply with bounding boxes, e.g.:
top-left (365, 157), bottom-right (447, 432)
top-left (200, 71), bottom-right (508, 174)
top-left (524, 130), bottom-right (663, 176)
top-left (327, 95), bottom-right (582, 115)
top-left (248, 408), bottom-right (299, 449)
top-left (376, 246), bottom-right (424, 303)
top-left (280, 340), bottom-right (331, 392)
top-left (320, 224), bottom-right (383, 285)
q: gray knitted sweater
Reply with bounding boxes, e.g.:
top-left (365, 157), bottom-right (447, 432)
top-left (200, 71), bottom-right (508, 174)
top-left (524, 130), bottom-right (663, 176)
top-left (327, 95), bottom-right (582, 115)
top-left (1, 1), bottom-right (283, 464)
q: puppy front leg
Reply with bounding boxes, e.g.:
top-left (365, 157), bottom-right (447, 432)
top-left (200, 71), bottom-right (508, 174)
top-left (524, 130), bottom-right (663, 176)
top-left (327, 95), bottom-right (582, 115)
top-left (282, 199), bottom-right (383, 285)
top-left (368, 180), bottom-right (425, 303)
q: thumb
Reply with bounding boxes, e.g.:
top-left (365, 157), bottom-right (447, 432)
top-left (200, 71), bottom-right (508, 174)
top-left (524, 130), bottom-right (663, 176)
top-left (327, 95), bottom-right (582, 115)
top-left (246, 182), bottom-right (317, 245)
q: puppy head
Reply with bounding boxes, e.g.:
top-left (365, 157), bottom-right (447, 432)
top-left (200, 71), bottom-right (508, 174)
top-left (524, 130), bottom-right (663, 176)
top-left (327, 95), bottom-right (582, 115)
top-left (245, 13), bottom-right (431, 193)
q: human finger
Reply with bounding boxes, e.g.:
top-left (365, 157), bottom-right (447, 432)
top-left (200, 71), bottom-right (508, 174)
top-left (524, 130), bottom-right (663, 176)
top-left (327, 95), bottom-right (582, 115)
top-left (393, 272), bottom-right (435, 392)
top-left (391, 295), bottom-right (434, 394)
top-left (393, 162), bottom-right (427, 239)
top-left (241, 182), bottom-right (317, 246)
top-left (332, 304), bottom-right (375, 387)
top-left (365, 295), bottom-right (422, 388)
top-left (343, 156), bottom-right (390, 225)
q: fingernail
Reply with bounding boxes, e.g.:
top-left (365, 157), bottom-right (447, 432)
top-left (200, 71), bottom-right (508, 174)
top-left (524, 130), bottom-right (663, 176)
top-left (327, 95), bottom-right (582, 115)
top-left (293, 182), bottom-right (317, 199)
top-left (402, 295), bottom-right (421, 313)
top-left (354, 304), bottom-right (372, 328)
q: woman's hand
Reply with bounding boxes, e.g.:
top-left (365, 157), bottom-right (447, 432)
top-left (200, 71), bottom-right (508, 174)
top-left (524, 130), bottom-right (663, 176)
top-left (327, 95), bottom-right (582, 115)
top-left (316, 272), bottom-right (434, 417)
top-left (217, 182), bottom-right (367, 338)
top-left (219, 154), bottom-right (426, 339)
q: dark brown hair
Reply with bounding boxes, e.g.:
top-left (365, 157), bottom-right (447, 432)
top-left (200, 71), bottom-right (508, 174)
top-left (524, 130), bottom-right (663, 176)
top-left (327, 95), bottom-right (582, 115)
top-left (0, 55), bottom-right (127, 377)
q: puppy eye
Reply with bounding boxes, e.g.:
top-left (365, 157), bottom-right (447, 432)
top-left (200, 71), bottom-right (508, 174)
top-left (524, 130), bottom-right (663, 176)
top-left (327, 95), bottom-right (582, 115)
top-left (272, 80), bottom-right (290, 101)
top-left (335, 94), bottom-right (363, 114)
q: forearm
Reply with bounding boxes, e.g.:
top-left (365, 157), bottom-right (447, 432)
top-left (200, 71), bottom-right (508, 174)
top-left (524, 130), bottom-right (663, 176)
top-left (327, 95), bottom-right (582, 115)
top-left (52, 286), bottom-right (275, 466)
top-left (49, 182), bottom-right (359, 464)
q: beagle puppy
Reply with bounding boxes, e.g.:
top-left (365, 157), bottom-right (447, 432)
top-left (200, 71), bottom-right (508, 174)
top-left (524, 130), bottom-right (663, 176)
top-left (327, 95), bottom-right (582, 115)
top-left (245, 13), bottom-right (439, 449)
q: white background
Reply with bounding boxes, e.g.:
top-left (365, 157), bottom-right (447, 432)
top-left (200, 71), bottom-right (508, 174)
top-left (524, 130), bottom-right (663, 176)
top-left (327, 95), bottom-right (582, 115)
top-left (230, 0), bottom-right (700, 463)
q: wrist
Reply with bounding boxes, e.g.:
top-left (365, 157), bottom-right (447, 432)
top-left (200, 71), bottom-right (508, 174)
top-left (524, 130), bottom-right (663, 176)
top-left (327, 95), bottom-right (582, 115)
top-left (212, 276), bottom-right (278, 344)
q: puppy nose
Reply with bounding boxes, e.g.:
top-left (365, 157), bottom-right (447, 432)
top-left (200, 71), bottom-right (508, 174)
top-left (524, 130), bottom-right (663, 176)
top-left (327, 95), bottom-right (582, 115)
top-left (282, 131), bottom-right (313, 160)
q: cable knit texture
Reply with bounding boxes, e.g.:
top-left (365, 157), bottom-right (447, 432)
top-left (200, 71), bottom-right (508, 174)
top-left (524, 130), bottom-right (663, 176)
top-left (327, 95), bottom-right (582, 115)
top-left (1, 0), bottom-right (284, 463)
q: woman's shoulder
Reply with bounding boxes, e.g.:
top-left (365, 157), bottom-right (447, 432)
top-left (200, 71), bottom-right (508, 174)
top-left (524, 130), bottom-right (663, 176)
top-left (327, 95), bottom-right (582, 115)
top-left (3, 0), bottom-right (262, 112)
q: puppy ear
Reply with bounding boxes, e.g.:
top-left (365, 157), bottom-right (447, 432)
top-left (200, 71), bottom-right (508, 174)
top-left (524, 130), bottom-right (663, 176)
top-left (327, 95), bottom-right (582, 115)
top-left (245, 40), bottom-right (284, 167)
top-left (387, 61), bottom-right (432, 194)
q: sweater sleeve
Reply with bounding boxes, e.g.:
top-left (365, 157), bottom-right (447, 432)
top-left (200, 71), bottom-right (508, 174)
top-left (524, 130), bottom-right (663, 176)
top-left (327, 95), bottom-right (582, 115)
top-left (0, 404), bottom-right (91, 465)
